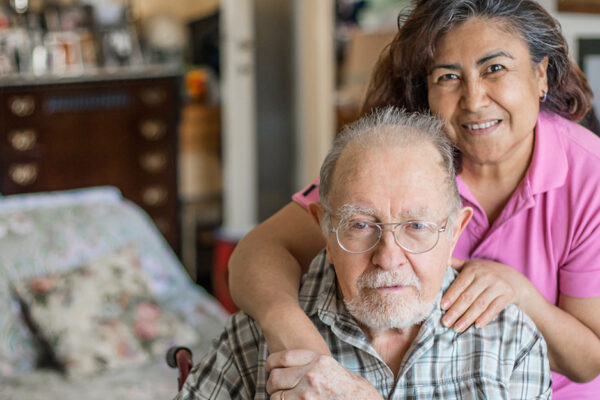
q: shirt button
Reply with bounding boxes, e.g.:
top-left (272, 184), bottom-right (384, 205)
top-left (474, 226), bottom-right (485, 235)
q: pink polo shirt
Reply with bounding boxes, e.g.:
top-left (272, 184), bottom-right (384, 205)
top-left (292, 111), bottom-right (600, 398)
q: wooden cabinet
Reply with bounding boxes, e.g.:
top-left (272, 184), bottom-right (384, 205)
top-left (0, 74), bottom-right (181, 251)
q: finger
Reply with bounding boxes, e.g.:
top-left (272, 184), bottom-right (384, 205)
top-left (450, 289), bottom-right (505, 332)
top-left (265, 350), bottom-right (318, 371)
top-left (441, 269), bottom-right (475, 310)
top-left (450, 257), bottom-right (466, 270)
top-left (266, 366), bottom-right (303, 394)
top-left (441, 280), bottom-right (486, 328)
top-left (474, 296), bottom-right (511, 329)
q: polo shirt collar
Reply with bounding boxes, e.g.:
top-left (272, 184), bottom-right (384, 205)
top-left (524, 111), bottom-right (568, 195)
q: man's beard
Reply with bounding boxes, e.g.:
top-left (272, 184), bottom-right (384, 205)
top-left (343, 269), bottom-right (435, 330)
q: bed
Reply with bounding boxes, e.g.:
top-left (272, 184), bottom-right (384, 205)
top-left (0, 187), bottom-right (228, 399)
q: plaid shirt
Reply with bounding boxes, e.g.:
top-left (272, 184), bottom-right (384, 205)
top-left (175, 250), bottom-right (552, 399)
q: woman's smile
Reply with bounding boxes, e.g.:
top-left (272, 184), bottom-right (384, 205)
top-left (461, 119), bottom-right (502, 136)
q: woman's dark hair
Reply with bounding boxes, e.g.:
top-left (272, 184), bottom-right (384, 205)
top-left (362, 0), bottom-right (593, 122)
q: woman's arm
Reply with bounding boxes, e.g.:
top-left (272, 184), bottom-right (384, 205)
top-left (228, 202), bottom-right (330, 355)
top-left (441, 259), bottom-right (600, 382)
top-left (541, 294), bottom-right (600, 382)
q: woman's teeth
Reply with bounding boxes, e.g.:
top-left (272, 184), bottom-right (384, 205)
top-left (466, 120), bottom-right (500, 130)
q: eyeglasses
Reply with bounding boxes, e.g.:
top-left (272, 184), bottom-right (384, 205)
top-left (331, 219), bottom-right (447, 254)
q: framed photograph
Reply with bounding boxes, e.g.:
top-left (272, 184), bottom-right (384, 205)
top-left (558, 0), bottom-right (600, 14)
top-left (578, 38), bottom-right (600, 119)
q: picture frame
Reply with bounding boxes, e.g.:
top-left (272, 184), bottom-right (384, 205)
top-left (558, 0), bottom-right (600, 14)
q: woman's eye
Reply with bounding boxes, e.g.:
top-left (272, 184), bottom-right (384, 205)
top-left (436, 73), bottom-right (458, 83)
top-left (486, 64), bottom-right (504, 74)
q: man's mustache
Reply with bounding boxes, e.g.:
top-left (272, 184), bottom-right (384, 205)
top-left (356, 269), bottom-right (421, 291)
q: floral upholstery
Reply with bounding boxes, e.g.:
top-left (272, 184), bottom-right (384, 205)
top-left (0, 187), bottom-right (228, 376)
top-left (12, 245), bottom-right (198, 377)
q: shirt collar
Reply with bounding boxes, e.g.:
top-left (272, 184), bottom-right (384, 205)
top-left (526, 111), bottom-right (568, 195)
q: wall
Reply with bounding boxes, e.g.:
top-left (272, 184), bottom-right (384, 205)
top-left (538, 0), bottom-right (600, 57)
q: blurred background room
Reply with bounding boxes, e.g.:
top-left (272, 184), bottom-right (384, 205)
top-left (1, 0), bottom-right (599, 312)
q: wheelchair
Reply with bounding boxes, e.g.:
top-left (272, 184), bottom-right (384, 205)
top-left (166, 346), bottom-right (194, 391)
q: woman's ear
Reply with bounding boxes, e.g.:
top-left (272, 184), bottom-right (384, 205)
top-left (537, 56), bottom-right (549, 96)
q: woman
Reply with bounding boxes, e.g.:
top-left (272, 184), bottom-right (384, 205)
top-left (228, 0), bottom-right (600, 397)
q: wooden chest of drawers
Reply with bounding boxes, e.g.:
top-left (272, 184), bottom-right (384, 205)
top-left (0, 74), bottom-right (181, 251)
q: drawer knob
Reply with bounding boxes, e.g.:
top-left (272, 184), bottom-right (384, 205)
top-left (9, 96), bottom-right (35, 117)
top-left (140, 120), bottom-right (166, 141)
top-left (8, 129), bottom-right (37, 151)
top-left (140, 152), bottom-right (167, 172)
top-left (140, 88), bottom-right (166, 106)
top-left (142, 186), bottom-right (168, 206)
top-left (9, 163), bottom-right (38, 186)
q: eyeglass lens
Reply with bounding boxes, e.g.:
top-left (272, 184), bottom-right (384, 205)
top-left (337, 221), bottom-right (440, 254)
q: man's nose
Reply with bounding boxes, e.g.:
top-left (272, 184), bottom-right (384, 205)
top-left (370, 230), bottom-right (408, 270)
top-left (459, 80), bottom-right (489, 112)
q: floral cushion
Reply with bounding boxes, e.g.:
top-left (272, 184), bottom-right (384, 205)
top-left (12, 245), bottom-right (198, 377)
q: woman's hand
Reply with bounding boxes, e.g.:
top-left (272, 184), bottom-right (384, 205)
top-left (440, 257), bottom-right (534, 332)
top-left (265, 350), bottom-right (382, 400)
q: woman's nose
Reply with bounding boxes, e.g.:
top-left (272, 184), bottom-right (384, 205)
top-left (460, 80), bottom-right (489, 112)
top-left (370, 230), bottom-right (408, 270)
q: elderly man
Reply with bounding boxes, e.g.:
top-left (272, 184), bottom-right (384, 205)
top-left (175, 108), bottom-right (551, 399)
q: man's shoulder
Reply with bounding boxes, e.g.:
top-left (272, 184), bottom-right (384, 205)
top-left (442, 268), bottom-right (544, 348)
top-left (299, 250), bottom-right (336, 315)
top-left (216, 311), bottom-right (264, 351)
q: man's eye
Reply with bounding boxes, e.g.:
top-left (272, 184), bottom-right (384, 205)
top-left (407, 222), bottom-right (427, 231)
top-left (351, 221), bottom-right (369, 230)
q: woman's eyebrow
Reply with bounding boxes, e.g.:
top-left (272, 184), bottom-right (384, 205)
top-left (430, 50), bottom-right (514, 73)
top-left (476, 50), bottom-right (514, 66)
top-left (430, 63), bottom-right (461, 73)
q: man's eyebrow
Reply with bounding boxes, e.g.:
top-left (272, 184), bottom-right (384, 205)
top-left (397, 208), bottom-right (435, 220)
top-left (430, 51), bottom-right (514, 72)
top-left (337, 204), bottom-right (376, 224)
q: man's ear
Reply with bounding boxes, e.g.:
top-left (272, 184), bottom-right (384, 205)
top-left (308, 202), bottom-right (325, 227)
top-left (447, 207), bottom-right (473, 262)
top-left (308, 202), bottom-right (335, 264)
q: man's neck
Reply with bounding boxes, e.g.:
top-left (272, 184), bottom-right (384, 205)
top-left (361, 323), bottom-right (422, 377)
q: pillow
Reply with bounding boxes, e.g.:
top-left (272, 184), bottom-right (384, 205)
top-left (12, 245), bottom-right (198, 377)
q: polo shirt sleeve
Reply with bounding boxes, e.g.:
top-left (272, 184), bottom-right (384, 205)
top-left (291, 177), bottom-right (321, 210)
top-left (559, 197), bottom-right (600, 298)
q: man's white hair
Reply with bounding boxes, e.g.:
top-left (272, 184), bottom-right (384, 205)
top-left (318, 106), bottom-right (461, 234)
